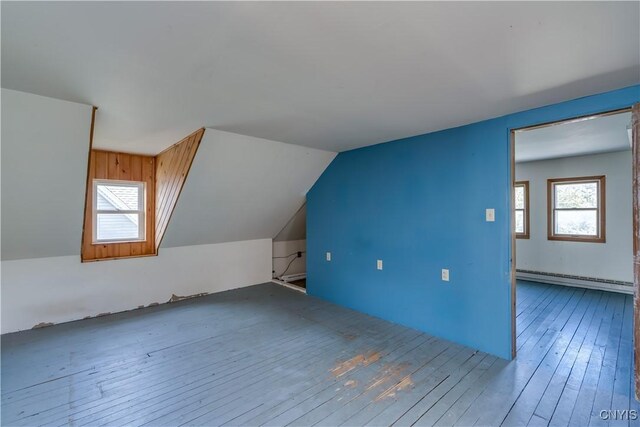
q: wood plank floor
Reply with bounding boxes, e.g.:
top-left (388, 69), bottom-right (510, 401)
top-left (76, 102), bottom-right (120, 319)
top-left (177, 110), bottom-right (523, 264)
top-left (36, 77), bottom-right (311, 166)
top-left (1, 281), bottom-right (638, 426)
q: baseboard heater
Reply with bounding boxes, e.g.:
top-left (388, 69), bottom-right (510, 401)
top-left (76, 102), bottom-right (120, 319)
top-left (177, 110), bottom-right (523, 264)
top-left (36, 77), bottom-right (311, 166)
top-left (280, 273), bottom-right (306, 283)
top-left (516, 269), bottom-right (633, 294)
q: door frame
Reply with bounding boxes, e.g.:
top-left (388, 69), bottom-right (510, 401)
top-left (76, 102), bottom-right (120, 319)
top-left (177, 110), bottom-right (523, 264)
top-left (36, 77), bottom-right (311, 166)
top-left (508, 106), bottom-right (634, 360)
top-left (632, 103), bottom-right (639, 400)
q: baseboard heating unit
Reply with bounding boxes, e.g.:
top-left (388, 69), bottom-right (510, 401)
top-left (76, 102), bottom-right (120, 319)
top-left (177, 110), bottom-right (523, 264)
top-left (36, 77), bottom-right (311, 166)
top-left (516, 269), bottom-right (633, 294)
top-left (279, 273), bottom-right (306, 283)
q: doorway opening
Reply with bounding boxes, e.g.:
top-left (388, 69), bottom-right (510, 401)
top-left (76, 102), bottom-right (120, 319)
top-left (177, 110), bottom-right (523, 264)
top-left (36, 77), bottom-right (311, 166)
top-left (510, 107), bottom-right (637, 361)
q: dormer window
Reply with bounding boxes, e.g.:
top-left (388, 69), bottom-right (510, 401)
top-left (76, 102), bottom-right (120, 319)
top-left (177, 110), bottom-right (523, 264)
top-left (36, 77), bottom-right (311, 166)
top-left (93, 179), bottom-right (146, 243)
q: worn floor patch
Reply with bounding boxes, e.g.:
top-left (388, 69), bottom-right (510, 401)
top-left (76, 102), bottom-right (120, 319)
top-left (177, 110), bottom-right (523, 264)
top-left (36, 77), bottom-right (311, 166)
top-left (366, 362), bottom-right (410, 391)
top-left (375, 374), bottom-right (415, 401)
top-left (331, 351), bottom-right (381, 377)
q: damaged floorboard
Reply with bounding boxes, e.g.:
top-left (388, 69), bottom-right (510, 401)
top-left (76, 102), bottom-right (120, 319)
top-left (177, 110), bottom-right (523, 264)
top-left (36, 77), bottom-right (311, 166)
top-left (1, 281), bottom-right (637, 426)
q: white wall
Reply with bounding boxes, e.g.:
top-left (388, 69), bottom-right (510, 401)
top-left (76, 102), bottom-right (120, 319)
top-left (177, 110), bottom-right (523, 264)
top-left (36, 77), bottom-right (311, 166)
top-left (515, 150), bottom-right (633, 283)
top-left (1, 89), bottom-right (92, 260)
top-left (272, 239), bottom-right (306, 279)
top-left (0, 91), bottom-right (276, 334)
top-left (1, 239), bottom-right (272, 334)
top-left (161, 129), bottom-right (336, 247)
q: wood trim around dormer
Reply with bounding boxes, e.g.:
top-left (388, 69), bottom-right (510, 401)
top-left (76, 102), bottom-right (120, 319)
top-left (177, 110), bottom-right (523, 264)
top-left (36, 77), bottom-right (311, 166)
top-left (81, 150), bottom-right (156, 262)
top-left (154, 128), bottom-right (205, 250)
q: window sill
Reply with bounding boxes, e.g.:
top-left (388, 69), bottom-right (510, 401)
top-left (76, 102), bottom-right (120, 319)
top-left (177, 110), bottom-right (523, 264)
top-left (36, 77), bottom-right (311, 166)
top-left (81, 252), bottom-right (158, 263)
top-left (548, 235), bottom-right (605, 243)
top-left (92, 239), bottom-right (147, 245)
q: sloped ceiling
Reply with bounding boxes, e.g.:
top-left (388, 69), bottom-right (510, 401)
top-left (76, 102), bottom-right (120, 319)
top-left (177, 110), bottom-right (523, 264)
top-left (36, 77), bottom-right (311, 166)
top-left (274, 204), bottom-right (306, 242)
top-left (161, 130), bottom-right (336, 248)
top-left (1, 89), bottom-right (92, 260)
top-left (2, 2), bottom-right (638, 154)
top-left (1, 90), bottom-right (334, 260)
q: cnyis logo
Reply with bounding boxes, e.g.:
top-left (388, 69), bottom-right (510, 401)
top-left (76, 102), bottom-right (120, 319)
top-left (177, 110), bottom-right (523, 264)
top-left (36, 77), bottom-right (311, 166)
top-left (599, 409), bottom-right (638, 420)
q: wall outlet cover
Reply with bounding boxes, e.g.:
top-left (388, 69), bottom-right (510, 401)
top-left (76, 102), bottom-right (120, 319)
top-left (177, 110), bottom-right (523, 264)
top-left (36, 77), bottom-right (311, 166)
top-left (486, 208), bottom-right (495, 222)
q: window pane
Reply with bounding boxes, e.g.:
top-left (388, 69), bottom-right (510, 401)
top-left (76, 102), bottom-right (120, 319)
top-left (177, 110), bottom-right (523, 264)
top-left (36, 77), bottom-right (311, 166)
top-left (97, 213), bottom-right (141, 240)
top-left (96, 184), bottom-right (140, 211)
top-left (555, 210), bottom-right (597, 236)
top-left (514, 186), bottom-right (524, 210)
top-left (555, 182), bottom-right (597, 209)
top-left (515, 210), bottom-right (524, 233)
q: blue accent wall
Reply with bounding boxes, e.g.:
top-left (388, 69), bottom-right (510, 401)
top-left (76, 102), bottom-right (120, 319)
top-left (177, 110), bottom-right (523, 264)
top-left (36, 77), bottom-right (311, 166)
top-left (307, 85), bottom-right (639, 359)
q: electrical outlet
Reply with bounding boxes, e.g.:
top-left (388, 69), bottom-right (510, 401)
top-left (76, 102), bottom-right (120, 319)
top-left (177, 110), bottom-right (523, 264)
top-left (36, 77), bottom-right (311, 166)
top-left (377, 260), bottom-right (383, 270)
top-left (297, 251), bottom-right (302, 258)
top-left (486, 208), bottom-right (495, 222)
top-left (326, 252), bottom-right (331, 261)
top-left (442, 269), bottom-right (450, 282)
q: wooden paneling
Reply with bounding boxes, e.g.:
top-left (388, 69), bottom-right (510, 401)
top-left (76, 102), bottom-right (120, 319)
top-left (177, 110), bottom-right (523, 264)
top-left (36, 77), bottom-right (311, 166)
top-left (80, 106), bottom-right (98, 261)
top-left (81, 150), bottom-right (156, 262)
top-left (81, 127), bottom-right (203, 261)
top-left (154, 128), bottom-right (205, 249)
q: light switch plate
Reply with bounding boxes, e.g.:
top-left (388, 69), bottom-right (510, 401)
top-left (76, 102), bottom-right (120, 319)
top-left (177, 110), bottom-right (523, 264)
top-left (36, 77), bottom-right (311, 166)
top-left (442, 269), bottom-right (450, 281)
top-left (377, 260), bottom-right (383, 270)
top-left (326, 252), bottom-right (331, 261)
top-left (486, 208), bottom-right (495, 222)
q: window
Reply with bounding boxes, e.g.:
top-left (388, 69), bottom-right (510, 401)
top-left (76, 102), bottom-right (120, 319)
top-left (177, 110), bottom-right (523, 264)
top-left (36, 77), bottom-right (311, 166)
top-left (93, 179), bottom-right (146, 243)
top-left (547, 176), bottom-right (605, 243)
top-left (514, 181), bottom-right (529, 239)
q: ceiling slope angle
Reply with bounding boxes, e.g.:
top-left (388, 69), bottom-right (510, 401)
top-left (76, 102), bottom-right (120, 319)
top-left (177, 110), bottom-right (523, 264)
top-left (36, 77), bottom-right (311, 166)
top-left (274, 203), bottom-right (307, 242)
top-left (161, 130), bottom-right (337, 248)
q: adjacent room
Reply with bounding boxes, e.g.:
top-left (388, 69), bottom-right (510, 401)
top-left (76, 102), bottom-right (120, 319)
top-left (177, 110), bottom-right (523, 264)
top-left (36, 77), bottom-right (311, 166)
top-left (515, 111), bottom-right (634, 293)
top-left (1, 2), bottom-right (639, 426)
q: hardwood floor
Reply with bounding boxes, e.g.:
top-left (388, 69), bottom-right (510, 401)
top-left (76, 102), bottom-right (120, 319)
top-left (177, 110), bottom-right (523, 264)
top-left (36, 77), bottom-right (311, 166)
top-left (1, 281), bottom-right (637, 426)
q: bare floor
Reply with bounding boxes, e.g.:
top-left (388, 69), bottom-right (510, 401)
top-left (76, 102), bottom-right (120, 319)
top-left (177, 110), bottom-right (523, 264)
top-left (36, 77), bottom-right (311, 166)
top-left (1, 281), bottom-right (638, 426)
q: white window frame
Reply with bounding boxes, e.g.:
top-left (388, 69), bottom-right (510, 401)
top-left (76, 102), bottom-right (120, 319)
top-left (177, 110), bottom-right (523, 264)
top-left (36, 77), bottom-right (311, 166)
top-left (92, 179), bottom-right (146, 244)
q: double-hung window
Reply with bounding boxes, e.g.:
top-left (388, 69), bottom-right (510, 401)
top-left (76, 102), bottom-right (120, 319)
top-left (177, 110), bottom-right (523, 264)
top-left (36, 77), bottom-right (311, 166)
top-left (93, 179), bottom-right (146, 243)
top-left (514, 181), bottom-right (530, 239)
top-left (547, 176), bottom-right (605, 243)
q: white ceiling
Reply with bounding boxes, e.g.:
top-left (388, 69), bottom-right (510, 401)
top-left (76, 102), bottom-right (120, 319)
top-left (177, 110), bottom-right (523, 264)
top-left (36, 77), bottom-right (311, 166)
top-left (515, 111), bottom-right (632, 163)
top-left (2, 2), bottom-right (638, 154)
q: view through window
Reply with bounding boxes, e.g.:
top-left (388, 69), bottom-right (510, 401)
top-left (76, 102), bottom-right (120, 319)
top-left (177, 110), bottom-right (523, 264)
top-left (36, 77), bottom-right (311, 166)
top-left (93, 180), bottom-right (146, 243)
top-left (548, 176), bottom-right (605, 242)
